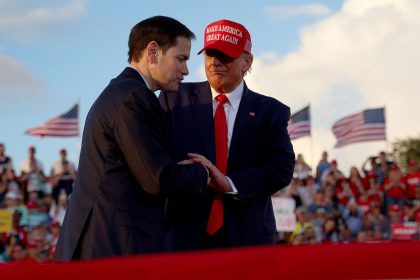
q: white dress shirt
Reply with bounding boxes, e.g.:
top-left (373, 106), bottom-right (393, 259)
top-left (129, 66), bottom-right (152, 90)
top-left (210, 80), bottom-right (245, 193)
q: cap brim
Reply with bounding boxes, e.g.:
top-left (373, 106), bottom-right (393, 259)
top-left (197, 43), bottom-right (241, 58)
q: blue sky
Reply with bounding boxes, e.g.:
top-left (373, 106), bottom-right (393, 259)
top-left (1, 0), bottom-right (419, 175)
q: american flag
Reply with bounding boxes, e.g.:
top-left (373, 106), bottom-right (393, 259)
top-left (332, 107), bottom-right (385, 148)
top-left (25, 104), bottom-right (79, 137)
top-left (288, 105), bottom-right (311, 140)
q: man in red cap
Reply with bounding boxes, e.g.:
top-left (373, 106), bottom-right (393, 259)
top-left (404, 159), bottom-right (419, 199)
top-left (160, 19), bottom-right (295, 251)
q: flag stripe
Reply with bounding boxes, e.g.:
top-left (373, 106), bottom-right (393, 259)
top-left (25, 104), bottom-right (79, 138)
top-left (288, 106), bottom-right (310, 140)
top-left (332, 108), bottom-right (385, 148)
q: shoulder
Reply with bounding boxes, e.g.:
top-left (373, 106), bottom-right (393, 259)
top-left (175, 81), bottom-right (209, 96)
top-left (162, 81), bottom-right (209, 104)
top-left (249, 89), bottom-right (289, 110)
top-left (246, 88), bottom-right (291, 119)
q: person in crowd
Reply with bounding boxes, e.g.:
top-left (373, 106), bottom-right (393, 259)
top-left (388, 204), bottom-right (403, 225)
top-left (294, 154), bottom-right (312, 183)
top-left (54, 16), bottom-right (210, 261)
top-left (307, 189), bottom-right (333, 242)
top-left (49, 191), bottom-right (68, 225)
top-left (0, 172), bottom-right (8, 206)
top-left (342, 200), bottom-right (364, 238)
top-left (321, 217), bottom-right (339, 243)
top-left (297, 175), bottom-right (317, 207)
top-left (290, 233), bottom-right (304, 245)
top-left (1, 240), bottom-right (33, 263)
top-left (384, 164), bottom-right (406, 209)
top-left (307, 189), bottom-right (333, 216)
top-left (348, 166), bottom-right (366, 199)
top-left (335, 179), bottom-right (355, 214)
top-left (4, 192), bottom-right (28, 227)
top-left (404, 159), bottom-right (419, 200)
top-left (321, 159), bottom-right (344, 189)
top-left (303, 225), bottom-right (317, 244)
top-left (1, 210), bottom-right (28, 249)
top-left (26, 200), bottom-right (48, 230)
top-left (366, 201), bottom-right (389, 239)
top-left (378, 151), bottom-right (393, 181)
top-left (1, 168), bottom-right (20, 201)
top-left (315, 151), bottom-right (330, 184)
top-left (0, 143), bottom-right (13, 175)
top-left (356, 192), bottom-right (371, 215)
top-left (50, 148), bottom-right (77, 203)
top-left (46, 220), bottom-right (61, 255)
top-left (159, 18), bottom-right (295, 251)
top-left (50, 148), bottom-right (76, 176)
top-left (338, 224), bottom-right (352, 243)
top-left (365, 171), bottom-right (384, 207)
top-left (400, 200), bottom-right (417, 222)
top-left (288, 178), bottom-right (303, 209)
top-left (19, 146), bottom-right (49, 200)
top-left (289, 206), bottom-right (312, 242)
top-left (362, 155), bottom-right (383, 185)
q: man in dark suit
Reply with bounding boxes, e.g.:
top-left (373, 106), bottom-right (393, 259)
top-left (160, 19), bottom-right (295, 251)
top-left (54, 16), bottom-right (209, 260)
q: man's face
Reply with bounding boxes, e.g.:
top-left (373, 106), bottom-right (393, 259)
top-left (60, 150), bottom-right (67, 160)
top-left (11, 245), bottom-right (27, 261)
top-left (29, 146), bottom-right (35, 157)
top-left (152, 36), bottom-right (191, 92)
top-left (204, 49), bottom-right (252, 93)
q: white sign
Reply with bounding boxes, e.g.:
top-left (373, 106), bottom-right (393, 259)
top-left (272, 197), bottom-right (296, 232)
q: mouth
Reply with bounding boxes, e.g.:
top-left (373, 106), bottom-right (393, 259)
top-left (210, 71), bottom-right (226, 75)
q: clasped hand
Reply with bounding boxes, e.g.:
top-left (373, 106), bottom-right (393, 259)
top-left (178, 153), bottom-right (233, 193)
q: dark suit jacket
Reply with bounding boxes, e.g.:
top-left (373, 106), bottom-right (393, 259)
top-left (159, 81), bottom-right (295, 251)
top-left (54, 67), bottom-right (208, 260)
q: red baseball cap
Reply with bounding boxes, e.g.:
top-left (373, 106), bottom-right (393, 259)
top-left (389, 163), bottom-right (399, 171)
top-left (26, 200), bottom-right (37, 209)
top-left (51, 220), bottom-right (61, 227)
top-left (390, 204), bottom-right (400, 212)
top-left (198, 19), bottom-right (252, 58)
top-left (408, 159), bottom-right (417, 167)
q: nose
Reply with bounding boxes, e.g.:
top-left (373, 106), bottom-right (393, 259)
top-left (181, 61), bottom-right (189, 76)
top-left (208, 55), bottom-right (222, 66)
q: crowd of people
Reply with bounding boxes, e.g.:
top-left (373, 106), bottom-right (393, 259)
top-left (0, 144), bottom-right (75, 263)
top-left (0, 142), bottom-right (419, 263)
top-left (280, 151), bottom-right (420, 245)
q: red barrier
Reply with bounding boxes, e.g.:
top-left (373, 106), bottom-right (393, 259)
top-left (1, 241), bottom-right (420, 279)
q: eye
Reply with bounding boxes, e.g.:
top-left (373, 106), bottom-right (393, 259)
top-left (177, 56), bottom-right (187, 62)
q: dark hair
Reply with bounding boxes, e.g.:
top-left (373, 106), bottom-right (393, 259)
top-left (128, 15), bottom-right (195, 63)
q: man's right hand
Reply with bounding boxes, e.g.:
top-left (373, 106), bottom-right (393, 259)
top-left (187, 153), bottom-right (233, 193)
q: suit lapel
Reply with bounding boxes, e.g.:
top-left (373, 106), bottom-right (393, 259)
top-left (228, 85), bottom-right (257, 170)
top-left (190, 83), bottom-right (216, 164)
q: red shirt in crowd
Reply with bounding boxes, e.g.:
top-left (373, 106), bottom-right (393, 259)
top-left (404, 171), bottom-right (420, 199)
top-left (384, 177), bottom-right (406, 199)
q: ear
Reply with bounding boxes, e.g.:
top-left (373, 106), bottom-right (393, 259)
top-left (242, 53), bottom-right (253, 74)
top-left (146, 41), bottom-right (160, 64)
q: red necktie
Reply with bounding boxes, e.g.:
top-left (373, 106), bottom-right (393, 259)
top-left (207, 94), bottom-right (228, 236)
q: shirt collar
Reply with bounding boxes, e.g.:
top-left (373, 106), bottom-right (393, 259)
top-left (129, 66), bottom-right (152, 91)
top-left (210, 80), bottom-right (244, 111)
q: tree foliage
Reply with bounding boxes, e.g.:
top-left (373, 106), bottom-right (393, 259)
top-left (391, 135), bottom-right (420, 173)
